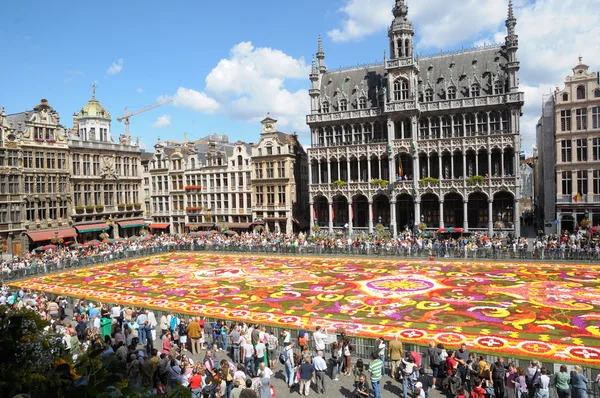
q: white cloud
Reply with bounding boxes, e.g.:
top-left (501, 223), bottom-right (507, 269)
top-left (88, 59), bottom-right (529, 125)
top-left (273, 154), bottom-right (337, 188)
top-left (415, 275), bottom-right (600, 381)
top-left (202, 41), bottom-right (310, 133)
top-left (152, 114), bottom-right (172, 128)
top-left (327, 0), bottom-right (507, 47)
top-left (136, 87), bottom-right (144, 93)
top-left (107, 59), bottom-right (124, 75)
top-left (173, 87), bottom-right (220, 114)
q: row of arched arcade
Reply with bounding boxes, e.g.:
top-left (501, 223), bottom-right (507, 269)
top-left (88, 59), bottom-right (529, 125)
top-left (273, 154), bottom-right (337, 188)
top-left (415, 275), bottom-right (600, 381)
top-left (310, 191), bottom-right (519, 236)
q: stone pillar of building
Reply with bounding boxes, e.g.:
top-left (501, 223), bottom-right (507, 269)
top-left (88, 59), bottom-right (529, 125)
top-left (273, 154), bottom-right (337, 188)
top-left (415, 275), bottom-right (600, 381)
top-left (475, 153), bottom-right (479, 176)
top-left (390, 199), bottom-right (397, 237)
top-left (463, 199), bottom-right (469, 232)
top-left (368, 201), bottom-right (374, 233)
top-left (487, 151), bottom-right (492, 177)
top-left (328, 201), bottom-right (334, 233)
top-left (451, 152), bottom-right (455, 179)
top-left (367, 156), bottom-right (372, 182)
top-left (348, 201), bottom-right (353, 235)
top-left (557, 211), bottom-right (562, 234)
top-left (462, 152), bottom-right (467, 178)
top-left (327, 161), bottom-right (331, 184)
top-left (501, 150), bottom-right (505, 176)
top-left (515, 199), bottom-right (521, 237)
top-left (488, 199), bottom-right (494, 236)
top-left (414, 155), bottom-right (420, 180)
top-left (414, 198), bottom-right (421, 231)
top-left (439, 200), bottom-right (444, 229)
top-left (337, 161), bottom-right (341, 182)
top-left (309, 199), bottom-right (314, 228)
top-left (346, 158), bottom-right (351, 182)
top-left (308, 161), bottom-right (313, 185)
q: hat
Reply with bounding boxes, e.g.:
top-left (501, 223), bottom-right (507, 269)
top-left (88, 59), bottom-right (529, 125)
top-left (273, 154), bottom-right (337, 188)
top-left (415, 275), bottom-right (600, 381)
top-left (415, 382), bottom-right (423, 389)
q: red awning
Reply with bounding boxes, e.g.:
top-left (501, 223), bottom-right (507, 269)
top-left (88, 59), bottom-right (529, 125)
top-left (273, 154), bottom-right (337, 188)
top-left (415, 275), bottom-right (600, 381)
top-left (117, 219), bottom-right (146, 228)
top-left (27, 228), bottom-right (78, 242)
top-left (149, 223), bottom-right (170, 229)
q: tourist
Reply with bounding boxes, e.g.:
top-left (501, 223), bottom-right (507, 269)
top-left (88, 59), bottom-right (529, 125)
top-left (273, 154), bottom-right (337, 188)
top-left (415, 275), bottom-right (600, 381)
top-left (343, 338), bottom-right (353, 376)
top-left (401, 352), bottom-right (419, 398)
top-left (471, 378), bottom-right (487, 398)
top-left (188, 317), bottom-right (202, 355)
top-left (570, 366), bottom-right (589, 398)
top-left (160, 313), bottom-right (168, 336)
top-left (390, 334), bottom-right (404, 380)
top-left (444, 368), bottom-right (462, 398)
top-left (491, 357), bottom-right (507, 398)
top-left (313, 350), bottom-right (328, 394)
top-left (230, 378), bottom-right (243, 398)
top-left (377, 337), bottom-right (386, 375)
top-left (178, 318), bottom-right (188, 352)
top-left (331, 340), bottom-right (343, 381)
top-left (298, 355), bottom-right (315, 396)
top-left (243, 340), bottom-right (255, 377)
top-left (353, 373), bottom-right (370, 398)
top-left (526, 361), bottom-right (542, 398)
top-left (312, 326), bottom-right (328, 354)
top-left (231, 324), bottom-right (242, 364)
top-left (554, 365), bottom-right (571, 398)
top-left (535, 367), bottom-right (551, 398)
top-left (258, 364), bottom-right (271, 398)
top-left (506, 363), bottom-right (518, 398)
top-left (240, 378), bottom-right (258, 398)
top-left (369, 351), bottom-right (384, 398)
top-left (254, 337), bottom-right (266, 375)
top-left (189, 368), bottom-right (204, 398)
top-left (455, 343), bottom-right (470, 385)
top-left (417, 368), bottom-right (433, 398)
top-left (266, 329), bottom-right (278, 369)
top-left (284, 342), bottom-right (296, 388)
top-left (147, 310), bottom-right (158, 342)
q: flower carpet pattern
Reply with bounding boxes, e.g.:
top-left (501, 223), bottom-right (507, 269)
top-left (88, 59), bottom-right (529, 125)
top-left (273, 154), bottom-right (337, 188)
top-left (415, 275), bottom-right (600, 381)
top-left (11, 253), bottom-right (600, 366)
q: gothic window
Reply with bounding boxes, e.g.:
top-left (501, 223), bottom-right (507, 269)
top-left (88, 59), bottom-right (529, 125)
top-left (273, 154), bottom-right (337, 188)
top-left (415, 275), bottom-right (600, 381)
top-left (477, 113), bottom-right (488, 134)
top-left (441, 116), bottom-right (452, 138)
top-left (340, 99), bottom-right (347, 112)
top-left (453, 115), bottom-right (463, 137)
top-left (494, 81), bottom-right (504, 95)
top-left (470, 84), bottom-right (481, 97)
top-left (562, 93), bottom-right (568, 101)
top-left (393, 79), bottom-right (409, 101)
top-left (430, 118), bottom-right (440, 138)
top-left (358, 97), bottom-right (367, 109)
top-left (425, 89), bottom-right (434, 102)
top-left (322, 101), bottom-right (330, 113)
top-left (595, 89), bottom-right (600, 98)
top-left (490, 111), bottom-right (501, 132)
top-left (465, 114), bottom-right (476, 136)
top-left (577, 85), bottom-right (586, 100)
top-left (447, 86), bottom-right (457, 100)
top-left (419, 118), bottom-right (429, 139)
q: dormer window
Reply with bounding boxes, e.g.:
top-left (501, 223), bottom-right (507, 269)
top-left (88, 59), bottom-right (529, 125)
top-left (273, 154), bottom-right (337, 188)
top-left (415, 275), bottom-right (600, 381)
top-left (359, 97), bottom-right (367, 109)
top-left (322, 101), bottom-right (330, 114)
top-left (266, 146), bottom-right (273, 155)
top-left (563, 93), bottom-right (569, 101)
top-left (448, 86), bottom-right (457, 100)
top-left (471, 84), bottom-right (481, 97)
top-left (425, 89), bottom-right (434, 102)
top-left (595, 89), bottom-right (600, 98)
top-left (340, 99), bottom-right (347, 112)
top-left (577, 85), bottom-right (586, 100)
top-left (494, 81), bottom-right (504, 95)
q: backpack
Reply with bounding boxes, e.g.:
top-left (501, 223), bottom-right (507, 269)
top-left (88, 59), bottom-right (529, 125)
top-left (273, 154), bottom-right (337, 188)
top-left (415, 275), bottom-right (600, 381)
top-left (279, 350), bottom-right (288, 365)
top-left (431, 349), bottom-right (441, 366)
top-left (179, 322), bottom-right (187, 336)
top-left (298, 336), bottom-right (307, 347)
top-left (492, 364), bottom-right (505, 381)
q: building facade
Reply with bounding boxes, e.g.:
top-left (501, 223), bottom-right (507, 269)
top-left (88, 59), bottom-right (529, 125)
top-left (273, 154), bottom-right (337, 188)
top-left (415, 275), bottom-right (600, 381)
top-left (145, 138), bottom-right (254, 234)
top-left (306, 0), bottom-right (524, 237)
top-left (535, 94), bottom-right (557, 234)
top-left (251, 117), bottom-right (309, 233)
top-left (70, 90), bottom-right (145, 239)
top-left (552, 57), bottom-right (600, 232)
top-left (5, 99), bottom-right (73, 253)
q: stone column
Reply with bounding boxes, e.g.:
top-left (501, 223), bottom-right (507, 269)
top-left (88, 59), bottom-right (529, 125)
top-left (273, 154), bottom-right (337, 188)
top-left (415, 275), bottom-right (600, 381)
top-left (500, 150), bottom-right (505, 177)
top-left (337, 161), bottom-right (341, 182)
top-left (439, 200), bottom-right (445, 229)
top-left (451, 152), bottom-right (455, 179)
top-left (346, 158), bottom-right (351, 182)
top-left (487, 151), bottom-right (492, 177)
top-left (328, 201), bottom-right (334, 233)
top-left (462, 152), bottom-right (467, 178)
top-left (514, 199), bottom-right (521, 237)
top-left (367, 157), bottom-right (372, 182)
top-left (438, 154), bottom-right (443, 179)
top-left (327, 161), bottom-right (331, 184)
top-left (348, 201), bottom-right (353, 235)
top-left (390, 199), bottom-right (397, 237)
top-left (368, 201), bottom-right (374, 233)
top-left (308, 161), bottom-right (313, 185)
top-left (389, 154), bottom-right (395, 182)
top-left (463, 199), bottom-right (469, 231)
top-left (414, 198), bottom-right (421, 229)
top-left (427, 153), bottom-right (431, 177)
top-left (414, 155), bottom-right (420, 180)
top-left (309, 201), bottom-right (314, 233)
top-left (488, 199), bottom-right (493, 236)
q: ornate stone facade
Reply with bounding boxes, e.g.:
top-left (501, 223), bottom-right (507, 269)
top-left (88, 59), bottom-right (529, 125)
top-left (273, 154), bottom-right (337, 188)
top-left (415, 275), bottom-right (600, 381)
top-left (552, 57), bottom-right (600, 232)
top-left (306, 0), bottom-right (524, 237)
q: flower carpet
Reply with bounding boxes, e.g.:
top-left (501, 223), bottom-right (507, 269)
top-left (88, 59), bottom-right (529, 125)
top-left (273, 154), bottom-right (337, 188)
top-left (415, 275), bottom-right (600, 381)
top-left (11, 253), bottom-right (600, 367)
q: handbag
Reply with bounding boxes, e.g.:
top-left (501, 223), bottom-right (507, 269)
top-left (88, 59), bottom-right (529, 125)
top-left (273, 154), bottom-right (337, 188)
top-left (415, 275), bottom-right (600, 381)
top-left (270, 385), bottom-right (276, 397)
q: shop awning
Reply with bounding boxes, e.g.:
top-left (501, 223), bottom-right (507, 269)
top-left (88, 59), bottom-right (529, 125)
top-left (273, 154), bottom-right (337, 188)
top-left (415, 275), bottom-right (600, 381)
top-left (437, 227), bottom-right (465, 233)
top-left (27, 228), bottom-right (78, 242)
top-left (293, 218), bottom-right (310, 230)
top-left (117, 219), bottom-right (146, 229)
top-left (227, 223), bottom-right (252, 229)
top-left (191, 223), bottom-right (215, 228)
top-left (149, 223), bottom-right (170, 229)
top-left (264, 217), bottom-right (287, 221)
top-left (75, 223), bottom-right (109, 233)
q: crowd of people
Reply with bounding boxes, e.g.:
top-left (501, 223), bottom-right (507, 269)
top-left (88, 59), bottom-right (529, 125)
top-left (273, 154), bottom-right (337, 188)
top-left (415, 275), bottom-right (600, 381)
top-left (2, 227), bottom-right (600, 281)
top-left (1, 285), bottom-right (598, 398)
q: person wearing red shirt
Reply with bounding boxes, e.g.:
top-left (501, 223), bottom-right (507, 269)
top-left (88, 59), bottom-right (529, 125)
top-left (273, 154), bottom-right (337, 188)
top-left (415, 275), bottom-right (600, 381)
top-left (446, 350), bottom-right (458, 375)
top-left (189, 368), bottom-right (203, 397)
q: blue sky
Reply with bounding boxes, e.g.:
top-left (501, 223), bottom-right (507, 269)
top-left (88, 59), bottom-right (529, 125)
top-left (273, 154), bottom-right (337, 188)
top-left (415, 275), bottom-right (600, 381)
top-left (1, 0), bottom-right (597, 152)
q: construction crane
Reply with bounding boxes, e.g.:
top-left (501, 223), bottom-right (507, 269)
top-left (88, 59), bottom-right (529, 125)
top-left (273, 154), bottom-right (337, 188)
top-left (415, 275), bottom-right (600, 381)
top-left (117, 98), bottom-right (173, 134)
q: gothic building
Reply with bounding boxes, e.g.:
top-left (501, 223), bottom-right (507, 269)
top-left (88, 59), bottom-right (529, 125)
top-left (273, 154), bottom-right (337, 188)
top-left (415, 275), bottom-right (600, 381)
top-left (306, 0), bottom-right (524, 237)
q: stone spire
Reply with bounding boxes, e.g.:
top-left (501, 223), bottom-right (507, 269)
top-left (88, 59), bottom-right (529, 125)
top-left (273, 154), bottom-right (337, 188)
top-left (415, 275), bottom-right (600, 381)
top-left (505, 0), bottom-right (520, 93)
top-left (393, 0), bottom-right (408, 19)
top-left (506, 0), bottom-right (517, 37)
top-left (316, 36), bottom-right (326, 73)
top-left (311, 55), bottom-right (318, 75)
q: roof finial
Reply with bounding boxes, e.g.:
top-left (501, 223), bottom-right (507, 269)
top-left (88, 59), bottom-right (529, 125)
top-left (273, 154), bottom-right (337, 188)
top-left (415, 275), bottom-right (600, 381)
top-left (317, 35), bottom-right (323, 54)
top-left (311, 55), bottom-right (317, 74)
top-left (578, 55), bottom-right (583, 64)
top-left (508, 0), bottom-right (514, 19)
top-left (91, 83), bottom-right (97, 99)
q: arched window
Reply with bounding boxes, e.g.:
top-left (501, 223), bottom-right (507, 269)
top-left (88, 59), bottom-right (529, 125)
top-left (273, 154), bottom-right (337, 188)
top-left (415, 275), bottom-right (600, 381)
top-left (425, 89), bottom-right (434, 102)
top-left (562, 93), bottom-right (568, 102)
top-left (393, 79), bottom-right (409, 101)
top-left (237, 155), bottom-right (243, 167)
top-left (322, 101), bottom-right (329, 113)
top-left (494, 81), bottom-right (504, 95)
top-left (340, 99), bottom-right (347, 112)
top-left (595, 89), bottom-right (600, 98)
top-left (419, 118), bottom-right (429, 139)
top-left (358, 97), bottom-right (367, 109)
top-left (577, 85), bottom-right (586, 100)
top-left (471, 84), bottom-right (481, 97)
top-left (190, 158), bottom-right (196, 169)
top-left (447, 86), bottom-right (457, 100)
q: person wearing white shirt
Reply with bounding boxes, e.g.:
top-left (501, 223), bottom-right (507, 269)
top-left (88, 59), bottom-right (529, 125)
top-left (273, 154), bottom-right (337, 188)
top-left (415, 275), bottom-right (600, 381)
top-left (313, 326), bottom-right (327, 352)
top-left (313, 350), bottom-right (328, 394)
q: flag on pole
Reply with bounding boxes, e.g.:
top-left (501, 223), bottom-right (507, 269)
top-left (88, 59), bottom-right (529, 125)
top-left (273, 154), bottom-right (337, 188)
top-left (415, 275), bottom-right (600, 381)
top-left (331, 204), bottom-right (335, 221)
top-left (398, 156), bottom-right (403, 178)
top-left (573, 192), bottom-right (582, 202)
top-left (313, 203), bottom-right (317, 219)
top-left (351, 204), bottom-right (354, 220)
